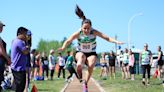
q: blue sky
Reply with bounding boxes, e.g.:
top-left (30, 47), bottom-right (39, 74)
top-left (0, 0), bottom-right (164, 53)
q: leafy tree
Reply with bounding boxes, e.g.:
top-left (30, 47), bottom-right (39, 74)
top-left (36, 37), bottom-right (75, 56)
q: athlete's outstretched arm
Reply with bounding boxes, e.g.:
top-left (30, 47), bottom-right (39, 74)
top-left (94, 30), bottom-right (123, 44)
top-left (59, 31), bottom-right (79, 51)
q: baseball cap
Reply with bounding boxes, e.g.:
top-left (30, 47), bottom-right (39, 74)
top-left (0, 21), bottom-right (5, 26)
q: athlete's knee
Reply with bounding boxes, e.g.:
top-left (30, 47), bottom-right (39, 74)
top-left (77, 64), bottom-right (82, 70)
top-left (76, 52), bottom-right (86, 59)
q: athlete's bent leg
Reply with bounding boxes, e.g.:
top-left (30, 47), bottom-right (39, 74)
top-left (75, 52), bottom-right (86, 80)
top-left (86, 55), bottom-right (97, 84)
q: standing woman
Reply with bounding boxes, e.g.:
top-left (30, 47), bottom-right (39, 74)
top-left (108, 51), bottom-right (116, 79)
top-left (58, 5), bottom-right (123, 91)
top-left (41, 52), bottom-right (49, 80)
top-left (0, 21), bottom-right (11, 91)
top-left (24, 30), bottom-right (32, 92)
top-left (122, 48), bottom-right (130, 79)
top-left (99, 52), bottom-right (108, 79)
top-left (140, 43), bottom-right (152, 85)
top-left (157, 46), bottom-right (163, 79)
top-left (128, 49), bottom-right (135, 80)
top-left (119, 50), bottom-right (124, 71)
top-left (30, 49), bottom-right (36, 80)
top-left (48, 49), bottom-right (56, 80)
top-left (57, 53), bottom-right (66, 79)
top-left (34, 51), bottom-right (41, 79)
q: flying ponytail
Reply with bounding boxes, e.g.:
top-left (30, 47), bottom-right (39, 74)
top-left (75, 5), bottom-right (92, 26)
top-left (75, 5), bottom-right (86, 21)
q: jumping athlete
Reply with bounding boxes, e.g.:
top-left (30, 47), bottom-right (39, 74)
top-left (58, 5), bottom-right (123, 91)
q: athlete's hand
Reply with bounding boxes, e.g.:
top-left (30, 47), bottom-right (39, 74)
top-left (116, 41), bottom-right (124, 45)
top-left (58, 48), bottom-right (64, 53)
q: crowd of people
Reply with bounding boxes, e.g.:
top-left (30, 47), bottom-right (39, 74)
top-left (99, 43), bottom-right (164, 86)
top-left (0, 22), bottom-right (79, 92)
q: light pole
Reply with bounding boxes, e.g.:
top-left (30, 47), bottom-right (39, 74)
top-left (128, 12), bottom-right (143, 49)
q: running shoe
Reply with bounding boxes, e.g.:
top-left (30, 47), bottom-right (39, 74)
top-left (82, 81), bottom-right (88, 92)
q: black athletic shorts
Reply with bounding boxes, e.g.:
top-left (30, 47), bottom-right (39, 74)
top-left (129, 66), bottom-right (134, 74)
top-left (75, 51), bottom-right (97, 65)
top-left (109, 61), bottom-right (115, 67)
top-left (123, 63), bottom-right (129, 67)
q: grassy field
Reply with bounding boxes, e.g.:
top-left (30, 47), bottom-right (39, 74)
top-left (4, 79), bottom-right (65, 92)
top-left (3, 67), bottom-right (164, 92)
top-left (29, 78), bottom-right (65, 92)
top-left (4, 73), bottom-right (67, 92)
top-left (92, 67), bottom-right (164, 92)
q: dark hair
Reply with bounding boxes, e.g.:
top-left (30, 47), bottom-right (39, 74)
top-left (75, 5), bottom-right (92, 26)
top-left (58, 53), bottom-right (61, 55)
top-left (67, 51), bottom-right (70, 54)
top-left (26, 37), bottom-right (32, 47)
top-left (17, 27), bottom-right (28, 36)
top-left (31, 49), bottom-right (36, 54)
top-left (158, 45), bottom-right (161, 49)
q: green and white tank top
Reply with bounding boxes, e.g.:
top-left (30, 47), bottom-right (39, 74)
top-left (77, 28), bottom-right (96, 53)
top-left (141, 50), bottom-right (151, 65)
top-left (123, 53), bottom-right (129, 64)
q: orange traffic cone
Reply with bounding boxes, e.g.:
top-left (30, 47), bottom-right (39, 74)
top-left (56, 64), bottom-right (59, 73)
top-left (31, 84), bottom-right (38, 92)
top-left (153, 69), bottom-right (158, 79)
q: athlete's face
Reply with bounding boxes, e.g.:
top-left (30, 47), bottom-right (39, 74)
top-left (81, 23), bottom-right (91, 35)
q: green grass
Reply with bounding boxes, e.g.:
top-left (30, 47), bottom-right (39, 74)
top-left (4, 72), bottom-right (67, 92)
top-left (29, 78), bottom-right (65, 92)
top-left (3, 67), bottom-right (164, 92)
top-left (92, 67), bottom-right (164, 92)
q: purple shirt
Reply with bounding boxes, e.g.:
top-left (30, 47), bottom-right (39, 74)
top-left (11, 38), bottom-right (27, 71)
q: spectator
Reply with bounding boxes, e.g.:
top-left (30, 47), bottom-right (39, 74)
top-left (129, 49), bottom-right (135, 80)
top-left (30, 49), bottom-right (36, 80)
top-left (48, 49), bottom-right (56, 80)
top-left (24, 30), bottom-right (32, 92)
top-left (122, 48), bottom-right (130, 79)
top-left (41, 52), bottom-right (49, 80)
top-left (108, 51), bottom-right (116, 79)
top-left (119, 50), bottom-right (124, 71)
top-left (65, 51), bottom-right (79, 82)
top-left (11, 27), bottom-right (29, 92)
top-left (65, 51), bottom-right (70, 64)
top-left (57, 53), bottom-right (65, 79)
top-left (0, 21), bottom-right (11, 91)
top-left (140, 43), bottom-right (152, 85)
top-left (157, 45), bottom-right (163, 79)
top-left (99, 52), bottom-right (108, 79)
top-left (34, 51), bottom-right (41, 79)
